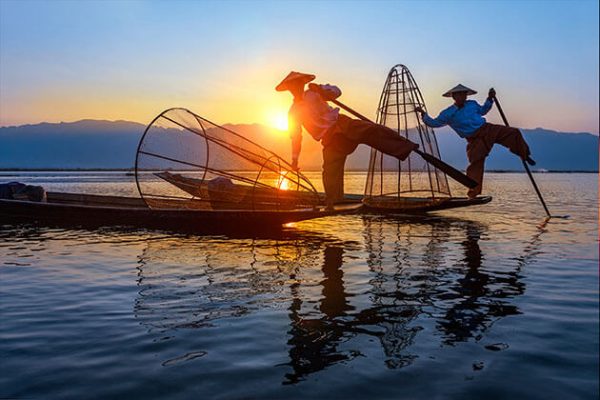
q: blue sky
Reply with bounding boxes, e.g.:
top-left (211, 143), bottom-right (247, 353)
top-left (0, 0), bottom-right (598, 133)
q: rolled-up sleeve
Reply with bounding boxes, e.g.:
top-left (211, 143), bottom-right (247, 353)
top-left (423, 108), bottom-right (451, 128)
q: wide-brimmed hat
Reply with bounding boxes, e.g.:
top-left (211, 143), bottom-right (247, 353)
top-left (442, 84), bottom-right (477, 97)
top-left (275, 71), bottom-right (316, 92)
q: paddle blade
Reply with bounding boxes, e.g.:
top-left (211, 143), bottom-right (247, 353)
top-left (416, 150), bottom-right (478, 189)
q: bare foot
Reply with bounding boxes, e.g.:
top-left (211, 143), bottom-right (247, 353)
top-left (467, 190), bottom-right (479, 199)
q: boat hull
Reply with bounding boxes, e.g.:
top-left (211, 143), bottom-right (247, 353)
top-left (360, 195), bottom-right (493, 213)
top-left (0, 192), bottom-right (360, 232)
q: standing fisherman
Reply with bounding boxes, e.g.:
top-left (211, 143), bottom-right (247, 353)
top-left (276, 71), bottom-right (419, 207)
top-left (415, 84), bottom-right (535, 198)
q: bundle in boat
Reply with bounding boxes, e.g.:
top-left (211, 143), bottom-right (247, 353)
top-left (135, 108), bottom-right (323, 211)
top-left (363, 64), bottom-right (491, 212)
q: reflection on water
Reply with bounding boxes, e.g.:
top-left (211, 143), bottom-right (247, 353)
top-left (284, 245), bottom-right (359, 384)
top-left (437, 221), bottom-right (523, 345)
top-left (134, 234), bottom-right (323, 332)
top-left (132, 214), bottom-right (546, 384)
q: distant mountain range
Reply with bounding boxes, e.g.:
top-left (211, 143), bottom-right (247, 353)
top-left (0, 119), bottom-right (597, 171)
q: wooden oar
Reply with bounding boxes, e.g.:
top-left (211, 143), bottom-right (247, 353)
top-left (492, 95), bottom-right (553, 218)
top-left (330, 99), bottom-right (478, 189)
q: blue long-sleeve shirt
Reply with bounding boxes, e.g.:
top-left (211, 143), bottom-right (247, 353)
top-left (422, 98), bottom-right (494, 138)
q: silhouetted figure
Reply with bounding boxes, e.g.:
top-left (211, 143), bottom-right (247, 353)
top-left (276, 71), bottom-right (418, 207)
top-left (416, 85), bottom-right (533, 198)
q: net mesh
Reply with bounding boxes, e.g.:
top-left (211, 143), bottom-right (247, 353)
top-left (364, 65), bottom-right (451, 208)
top-left (135, 108), bottom-right (321, 210)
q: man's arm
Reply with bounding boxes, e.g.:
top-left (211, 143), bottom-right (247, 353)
top-left (415, 106), bottom-right (452, 128)
top-left (479, 88), bottom-right (495, 115)
top-left (288, 109), bottom-right (302, 170)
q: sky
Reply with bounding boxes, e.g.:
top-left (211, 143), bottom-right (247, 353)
top-left (0, 0), bottom-right (598, 133)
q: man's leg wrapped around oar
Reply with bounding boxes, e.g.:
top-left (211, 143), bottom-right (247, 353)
top-left (321, 114), bottom-right (419, 205)
top-left (466, 122), bottom-right (531, 198)
top-left (333, 114), bottom-right (419, 160)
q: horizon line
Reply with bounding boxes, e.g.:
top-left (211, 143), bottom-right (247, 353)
top-left (0, 118), bottom-right (598, 136)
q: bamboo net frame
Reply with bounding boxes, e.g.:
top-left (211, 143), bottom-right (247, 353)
top-left (364, 65), bottom-right (451, 208)
top-left (135, 108), bottom-right (322, 211)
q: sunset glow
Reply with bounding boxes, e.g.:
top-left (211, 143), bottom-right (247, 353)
top-left (277, 171), bottom-right (291, 190)
top-left (0, 1), bottom-right (597, 133)
top-left (269, 112), bottom-right (289, 132)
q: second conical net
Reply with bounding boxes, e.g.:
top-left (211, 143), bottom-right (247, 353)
top-left (364, 64), bottom-right (451, 209)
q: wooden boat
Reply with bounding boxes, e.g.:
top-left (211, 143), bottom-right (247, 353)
top-left (154, 171), bottom-right (324, 210)
top-left (359, 195), bottom-right (492, 213)
top-left (0, 191), bottom-right (361, 232)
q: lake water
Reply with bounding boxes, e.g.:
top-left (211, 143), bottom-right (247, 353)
top-left (1, 172), bottom-right (598, 399)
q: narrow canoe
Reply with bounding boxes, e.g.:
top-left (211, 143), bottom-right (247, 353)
top-left (0, 192), bottom-right (362, 232)
top-left (337, 194), bottom-right (493, 213)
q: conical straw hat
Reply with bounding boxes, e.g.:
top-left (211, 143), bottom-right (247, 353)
top-left (276, 71), bottom-right (316, 92)
top-left (442, 83), bottom-right (477, 97)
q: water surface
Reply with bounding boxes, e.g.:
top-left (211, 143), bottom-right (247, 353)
top-left (1, 172), bottom-right (598, 399)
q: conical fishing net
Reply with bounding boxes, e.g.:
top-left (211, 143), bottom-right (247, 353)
top-left (364, 65), bottom-right (451, 209)
top-left (135, 108), bottom-right (321, 210)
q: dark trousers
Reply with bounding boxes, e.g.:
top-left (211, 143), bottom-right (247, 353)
top-left (321, 115), bottom-right (418, 203)
top-left (466, 123), bottom-right (531, 197)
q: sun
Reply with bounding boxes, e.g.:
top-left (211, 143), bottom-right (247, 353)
top-left (269, 112), bottom-right (288, 131)
top-left (277, 171), bottom-right (290, 190)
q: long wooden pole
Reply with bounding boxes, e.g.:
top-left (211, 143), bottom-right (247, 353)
top-left (493, 95), bottom-right (551, 218)
top-left (329, 99), bottom-right (478, 189)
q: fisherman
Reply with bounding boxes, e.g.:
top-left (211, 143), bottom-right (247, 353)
top-left (276, 71), bottom-right (419, 207)
top-left (415, 84), bottom-right (534, 198)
